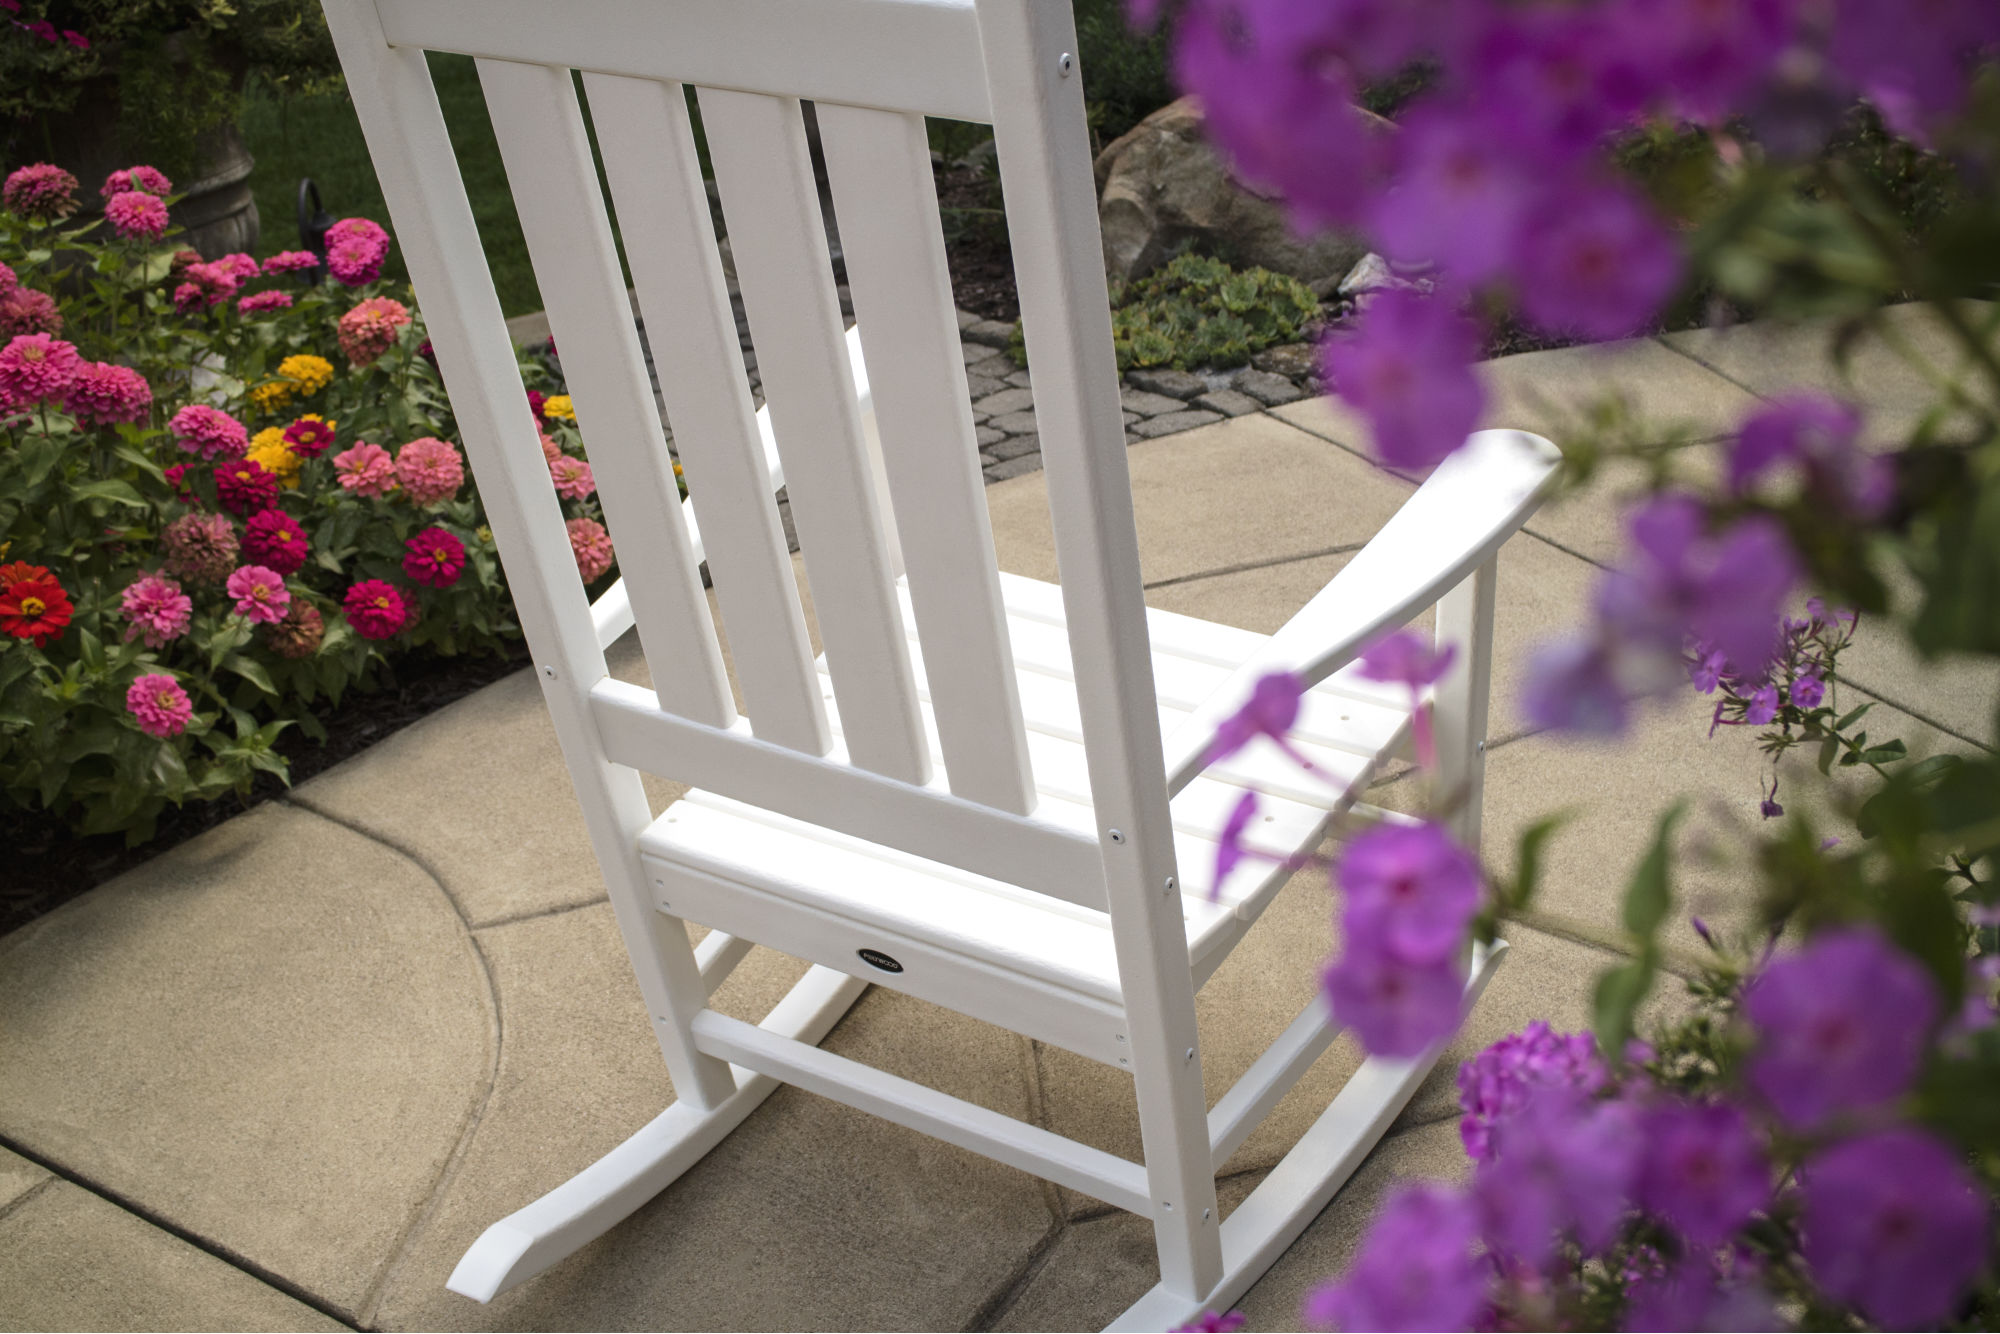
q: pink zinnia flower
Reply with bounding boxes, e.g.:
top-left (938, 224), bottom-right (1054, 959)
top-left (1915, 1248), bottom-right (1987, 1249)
top-left (127, 672), bottom-right (193, 738)
top-left (241, 509), bottom-right (309, 575)
top-left (105, 190), bottom-right (169, 241)
top-left (237, 290), bottom-right (294, 315)
top-left (225, 564), bottom-right (291, 624)
top-left (64, 361), bottom-right (151, 426)
top-left (324, 217), bottom-right (392, 286)
top-left (118, 572), bottom-right (192, 648)
top-left (336, 295), bottom-right (411, 367)
top-left (283, 416), bottom-right (337, 458)
top-left (3, 164), bottom-right (79, 221)
top-left (264, 601), bottom-right (324, 659)
top-left (394, 436), bottom-right (464, 505)
top-left (567, 517), bottom-right (615, 583)
top-left (160, 512), bottom-right (238, 585)
top-left (332, 441), bottom-right (397, 497)
top-left (213, 253), bottom-right (261, 282)
top-left (0, 333), bottom-right (81, 404)
top-left (402, 526), bottom-right (467, 588)
top-left (162, 463), bottom-right (194, 500)
top-left (0, 287), bottom-right (60, 338)
top-left (215, 458), bottom-right (280, 515)
top-left (548, 453), bottom-right (594, 500)
top-left (0, 260), bottom-right (14, 297)
top-left (343, 579), bottom-right (408, 639)
top-left (62, 28), bottom-right (86, 48)
top-left (260, 250), bottom-right (320, 275)
top-left (171, 261), bottom-right (239, 312)
top-left (538, 429), bottom-right (562, 463)
top-left (169, 403), bottom-right (249, 461)
top-left (100, 166), bottom-right (172, 199)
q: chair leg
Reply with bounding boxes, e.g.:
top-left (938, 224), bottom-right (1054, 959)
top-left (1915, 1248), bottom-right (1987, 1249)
top-left (1106, 942), bottom-right (1510, 1332)
top-left (447, 965), bottom-right (868, 1302)
top-left (1433, 555), bottom-right (1497, 853)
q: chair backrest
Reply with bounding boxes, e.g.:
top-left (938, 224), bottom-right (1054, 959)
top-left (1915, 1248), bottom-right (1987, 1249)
top-left (321, 0), bottom-right (1182, 920)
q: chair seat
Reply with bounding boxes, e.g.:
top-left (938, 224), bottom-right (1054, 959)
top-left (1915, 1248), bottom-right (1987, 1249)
top-left (639, 573), bottom-right (1411, 1015)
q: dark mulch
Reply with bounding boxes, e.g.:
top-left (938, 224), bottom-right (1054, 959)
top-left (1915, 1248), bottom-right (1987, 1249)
top-left (937, 163), bottom-right (1020, 322)
top-left (1, 641), bottom-right (530, 939)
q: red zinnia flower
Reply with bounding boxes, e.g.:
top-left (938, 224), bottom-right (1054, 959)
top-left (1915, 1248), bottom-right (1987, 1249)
top-left (0, 560), bottom-right (52, 588)
top-left (0, 574), bottom-right (73, 646)
top-left (402, 526), bottom-right (466, 588)
top-left (343, 579), bottom-right (408, 640)
top-left (215, 458), bottom-right (280, 515)
top-left (282, 415), bottom-right (338, 459)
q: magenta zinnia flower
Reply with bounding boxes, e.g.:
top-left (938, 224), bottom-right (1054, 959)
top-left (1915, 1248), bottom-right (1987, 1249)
top-left (567, 517), bottom-right (615, 583)
top-left (548, 453), bottom-right (595, 500)
top-left (160, 512), bottom-right (239, 585)
top-left (127, 672), bottom-right (193, 738)
top-left (333, 442), bottom-right (397, 497)
top-left (283, 416), bottom-right (337, 459)
top-left (215, 459), bottom-right (280, 515)
top-left (118, 573), bottom-right (193, 648)
top-left (63, 361), bottom-right (151, 426)
top-left (171, 261), bottom-right (239, 312)
top-left (237, 290), bottom-right (294, 316)
top-left (169, 403), bottom-right (250, 461)
top-left (395, 436), bottom-right (464, 505)
top-left (344, 579), bottom-right (408, 639)
top-left (261, 250), bottom-right (320, 275)
top-left (225, 564), bottom-right (290, 624)
top-left (100, 166), bottom-right (172, 199)
top-left (105, 190), bottom-right (169, 241)
top-left (241, 509), bottom-right (309, 575)
top-left (0, 333), bottom-right (81, 404)
top-left (402, 526), bottom-right (467, 588)
top-left (0, 287), bottom-right (60, 338)
top-left (3, 164), bottom-right (79, 221)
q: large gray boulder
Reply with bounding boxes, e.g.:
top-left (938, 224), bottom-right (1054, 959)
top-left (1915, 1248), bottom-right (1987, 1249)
top-left (1094, 96), bottom-right (1378, 291)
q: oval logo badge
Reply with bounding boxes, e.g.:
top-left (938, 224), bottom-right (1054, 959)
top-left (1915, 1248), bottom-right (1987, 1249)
top-left (857, 948), bottom-right (904, 974)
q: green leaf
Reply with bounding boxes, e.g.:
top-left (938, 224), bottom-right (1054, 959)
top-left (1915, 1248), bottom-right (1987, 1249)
top-left (222, 653), bottom-right (278, 698)
top-left (1504, 812), bottom-right (1570, 915)
top-left (1834, 702), bottom-right (1874, 730)
top-left (1622, 804), bottom-right (1686, 941)
top-left (1857, 739), bottom-right (1909, 765)
top-left (1593, 954), bottom-right (1655, 1064)
top-left (70, 479), bottom-right (149, 510)
top-left (1817, 732), bottom-right (1840, 775)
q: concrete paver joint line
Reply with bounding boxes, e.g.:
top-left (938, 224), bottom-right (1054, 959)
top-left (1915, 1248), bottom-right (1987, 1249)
top-left (0, 1172), bottom-right (55, 1227)
top-left (0, 1133), bottom-right (367, 1332)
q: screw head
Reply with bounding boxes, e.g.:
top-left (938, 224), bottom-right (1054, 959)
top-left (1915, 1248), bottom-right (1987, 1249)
top-left (542, 665), bottom-right (557, 679)
top-left (1108, 828), bottom-right (1125, 844)
top-left (1164, 876), bottom-right (1177, 891)
top-left (1185, 1047), bottom-right (1196, 1061)
top-left (1058, 51), bottom-right (1074, 75)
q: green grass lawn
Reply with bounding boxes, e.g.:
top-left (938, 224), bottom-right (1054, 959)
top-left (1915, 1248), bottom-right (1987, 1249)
top-left (242, 53), bottom-right (543, 316)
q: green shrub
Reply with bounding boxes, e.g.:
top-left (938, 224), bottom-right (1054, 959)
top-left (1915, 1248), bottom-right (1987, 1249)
top-left (1008, 254), bottom-right (1318, 372)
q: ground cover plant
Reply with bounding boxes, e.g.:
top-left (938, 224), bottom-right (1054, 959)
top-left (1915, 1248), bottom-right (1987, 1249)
top-left (1148, 0), bottom-right (2000, 1328)
top-left (0, 166), bottom-right (609, 842)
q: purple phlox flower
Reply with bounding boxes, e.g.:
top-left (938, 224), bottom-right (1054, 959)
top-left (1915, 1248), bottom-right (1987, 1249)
top-left (1475, 1087), bottom-right (1642, 1266)
top-left (1827, 0), bottom-right (2000, 142)
top-left (1338, 820), bottom-right (1482, 965)
top-left (1691, 915), bottom-right (1719, 949)
top-left (1788, 669), bottom-right (1825, 710)
top-left (1324, 946), bottom-right (1465, 1058)
top-left (1458, 5), bottom-right (1653, 160)
top-left (1211, 788), bottom-right (1260, 901)
top-left (1636, 1097), bottom-right (1771, 1246)
top-left (1623, 1252), bottom-right (1780, 1333)
top-left (1205, 670), bottom-right (1308, 769)
top-left (1368, 105), bottom-right (1538, 285)
top-left (1971, 900), bottom-right (2000, 929)
top-left (1516, 178), bottom-right (1681, 340)
top-left (1622, 0), bottom-right (1799, 126)
top-left (1730, 394), bottom-right (1890, 518)
top-left (1805, 597), bottom-right (1858, 640)
top-left (1455, 1021), bottom-right (1607, 1162)
top-left (1170, 1312), bottom-right (1245, 1334)
top-left (1321, 288), bottom-right (1485, 470)
top-left (1687, 642), bottom-right (1728, 694)
top-left (1945, 955), bottom-right (2000, 1042)
top-left (1598, 495), bottom-right (1800, 684)
top-left (1744, 926), bottom-right (1939, 1128)
top-left (1759, 774), bottom-right (1784, 820)
top-left (1744, 684), bottom-right (1780, 727)
top-left (1172, 0), bottom-right (1392, 232)
top-left (1800, 1127), bottom-right (1989, 1329)
top-left (1358, 629), bottom-right (1457, 770)
top-left (1304, 1182), bottom-right (1487, 1333)
top-left (1520, 637), bottom-right (1637, 736)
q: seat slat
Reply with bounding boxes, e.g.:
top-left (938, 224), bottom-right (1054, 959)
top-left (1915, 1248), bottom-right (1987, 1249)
top-left (819, 102), bottom-right (1038, 816)
top-left (701, 87), bottom-right (930, 785)
top-left (584, 72), bottom-right (830, 755)
top-left (477, 58), bottom-right (734, 728)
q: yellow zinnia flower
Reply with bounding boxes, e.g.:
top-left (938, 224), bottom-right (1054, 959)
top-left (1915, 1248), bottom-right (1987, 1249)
top-left (249, 380), bottom-right (292, 412)
top-left (542, 394), bottom-right (576, 422)
top-left (277, 354), bottom-right (335, 396)
top-left (247, 429), bottom-right (303, 489)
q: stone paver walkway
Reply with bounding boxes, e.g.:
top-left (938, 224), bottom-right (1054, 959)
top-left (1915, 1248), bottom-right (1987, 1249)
top-left (2, 305), bottom-right (1993, 1331)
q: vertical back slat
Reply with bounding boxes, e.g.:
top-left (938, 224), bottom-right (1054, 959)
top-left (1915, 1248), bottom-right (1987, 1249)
top-left (976, 0), bottom-right (1224, 1299)
top-left (816, 104), bottom-right (1037, 815)
top-left (477, 57), bottom-right (735, 730)
top-left (320, 6), bottom-right (736, 1109)
top-left (698, 86), bottom-right (930, 785)
top-left (583, 72), bottom-right (832, 756)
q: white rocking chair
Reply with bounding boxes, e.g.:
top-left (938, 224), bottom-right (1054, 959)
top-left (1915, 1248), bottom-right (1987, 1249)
top-left (321, 0), bottom-right (1560, 1324)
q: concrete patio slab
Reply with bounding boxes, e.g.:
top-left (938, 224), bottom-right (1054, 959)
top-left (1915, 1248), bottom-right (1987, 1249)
top-left (0, 802), bottom-right (492, 1320)
top-left (984, 412), bottom-right (1411, 585)
top-left (0, 1145), bottom-right (48, 1214)
top-left (373, 904), bottom-right (1053, 1333)
top-left (1662, 301), bottom-right (1999, 441)
top-left (0, 1179), bottom-right (345, 1332)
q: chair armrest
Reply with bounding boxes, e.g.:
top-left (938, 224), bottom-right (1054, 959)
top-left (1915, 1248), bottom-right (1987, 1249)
top-left (592, 323), bottom-right (873, 650)
top-left (1160, 429), bottom-right (1561, 797)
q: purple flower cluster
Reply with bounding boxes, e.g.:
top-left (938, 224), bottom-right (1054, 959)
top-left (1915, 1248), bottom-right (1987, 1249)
top-left (1455, 1020), bottom-right (1607, 1162)
top-left (1325, 821), bottom-right (1481, 1056)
